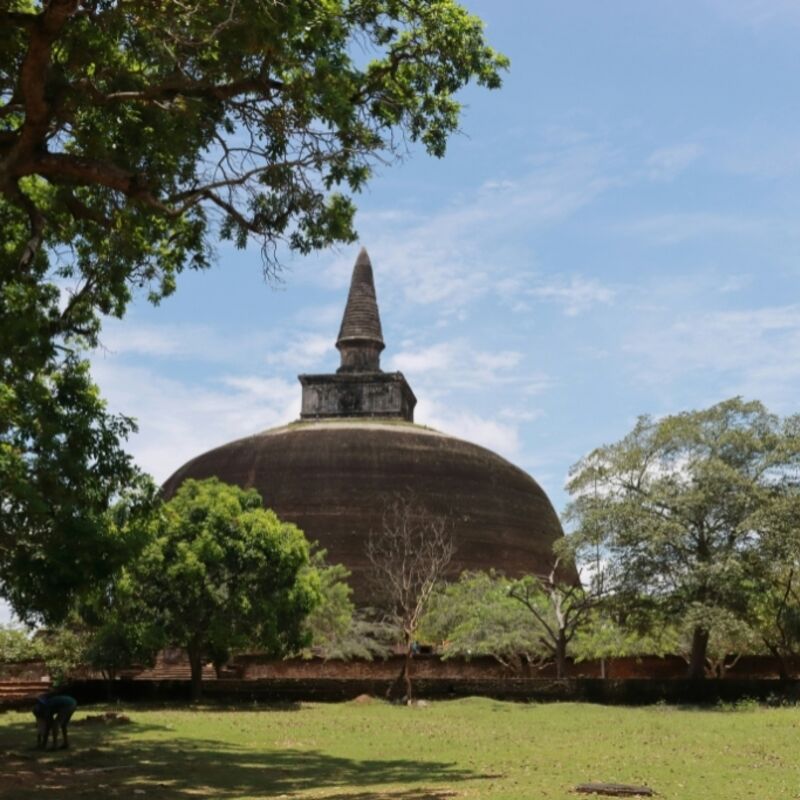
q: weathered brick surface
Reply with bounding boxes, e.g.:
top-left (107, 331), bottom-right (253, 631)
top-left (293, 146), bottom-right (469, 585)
top-left (162, 422), bottom-right (567, 601)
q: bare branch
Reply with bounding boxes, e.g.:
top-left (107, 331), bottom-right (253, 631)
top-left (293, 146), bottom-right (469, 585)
top-left (365, 492), bottom-right (455, 700)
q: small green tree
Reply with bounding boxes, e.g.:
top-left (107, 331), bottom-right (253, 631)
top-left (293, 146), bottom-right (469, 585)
top-left (571, 613), bottom-right (671, 676)
top-left (137, 478), bottom-right (321, 700)
top-left (421, 571), bottom-right (547, 671)
top-left (506, 562), bottom-right (602, 679)
top-left (422, 563), bottom-right (602, 678)
top-left (0, 625), bottom-right (43, 663)
top-left (676, 605), bottom-right (759, 678)
top-left (36, 624), bottom-right (91, 686)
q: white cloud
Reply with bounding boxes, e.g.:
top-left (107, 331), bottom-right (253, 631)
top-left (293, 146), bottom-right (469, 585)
top-left (416, 397), bottom-right (521, 461)
top-left (390, 341), bottom-right (457, 374)
top-left (499, 407), bottom-right (544, 422)
top-left (314, 138), bottom-right (619, 315)
top-left (99, 321), bottom-right (219, 358)
top-left (708, 0), bottom-right (800, 27)
top-left (292, 303), bottom-right (343, 329)
top-left (529, 275), bottom-right (616, 316)
top-left (91, 360), bottom-right (299, 483)
top-left (618, 213), bottom-right (770, 245)
top-left (645, 143), bottom-right (703, 182)
top-left (625, 304), bottom-right (800, 410)
top-left (388, 339), bottom-right (527, 390)
top-left (718, 274), bottom-right (753, 294)
top-left (265, 333), bottom-right (333, 370)
top-left (97, 319), bottom-right (277, 365)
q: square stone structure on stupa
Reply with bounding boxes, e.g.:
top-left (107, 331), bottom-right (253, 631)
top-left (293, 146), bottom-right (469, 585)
top-left (299, 248), bottom-right (416, 421)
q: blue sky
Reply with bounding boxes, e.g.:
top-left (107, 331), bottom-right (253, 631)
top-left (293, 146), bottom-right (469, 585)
top-left (6, 1), bottom-right (800, 623)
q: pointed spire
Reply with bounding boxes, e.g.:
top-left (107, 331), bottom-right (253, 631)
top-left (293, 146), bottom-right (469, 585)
top-left (336, 247), bottom-right (385, 373)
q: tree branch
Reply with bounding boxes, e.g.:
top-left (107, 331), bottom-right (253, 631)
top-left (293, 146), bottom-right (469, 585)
top-left (9, 0), bottom-right (80, 164)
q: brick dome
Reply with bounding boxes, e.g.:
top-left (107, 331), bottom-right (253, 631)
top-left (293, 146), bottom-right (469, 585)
top-left (162, 419), bottom-right (565, 600)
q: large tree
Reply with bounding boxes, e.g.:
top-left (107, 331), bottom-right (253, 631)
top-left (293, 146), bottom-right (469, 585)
top-left (0, 0), bottom-right (507, 620)
top-left (0, 354), bottom-right (144, 622)
top-left (566, 397), bottom-right (800, 680)
top-left (135, 478), bottom-right (321, 700)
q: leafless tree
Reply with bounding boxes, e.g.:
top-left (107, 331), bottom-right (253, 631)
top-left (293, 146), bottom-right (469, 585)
top-left (366, 492), bottom-right (455, 701)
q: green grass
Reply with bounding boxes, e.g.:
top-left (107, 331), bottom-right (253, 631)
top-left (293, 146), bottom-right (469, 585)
top-left (2, 698), bottom-right (800, 799)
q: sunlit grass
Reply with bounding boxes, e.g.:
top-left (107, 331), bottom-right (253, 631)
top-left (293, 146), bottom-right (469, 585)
top-left (2, 697), bottom-right (799, 799)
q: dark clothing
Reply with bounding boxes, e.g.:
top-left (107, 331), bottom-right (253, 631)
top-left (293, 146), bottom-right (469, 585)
top-left (39, 695), bottom-right (76, 712)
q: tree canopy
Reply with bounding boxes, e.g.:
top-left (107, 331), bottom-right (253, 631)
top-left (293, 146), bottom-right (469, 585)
top-left (2, 0), bottom-right (507, 329)
top-left (421, 571), bottom-right (548, 671)
top-left (0, 0), bottom-right (506, 621)
top-left (134, 478), bottom-right (321, 699)
top-left (566, 397), bottom-right (800, 679)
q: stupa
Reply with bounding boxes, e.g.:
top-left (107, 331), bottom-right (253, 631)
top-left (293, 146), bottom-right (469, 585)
top-left (163, 248), bottom-right (565, 598)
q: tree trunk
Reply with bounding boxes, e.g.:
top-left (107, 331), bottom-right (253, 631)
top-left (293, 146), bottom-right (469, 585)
top-left (403, 642), bottom-right (414, 701)
top-left (764, 642), bottom-right (791, 682)
top-left (688, 626), bottom-right (709, 680)
top-left (187, 644), bottom-right (204, 701)
top-left (555, 633), bottom-right (568, 679)
top-left (386, 638), bottom-right (414, 702)
top-left (102, 670), bottom-right (115, 702)
top-left (777, 653), bottom-right (791, 683)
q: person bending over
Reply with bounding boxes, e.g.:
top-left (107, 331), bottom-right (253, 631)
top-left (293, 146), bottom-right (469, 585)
top-left (33, 694), bottom-right (77, 750)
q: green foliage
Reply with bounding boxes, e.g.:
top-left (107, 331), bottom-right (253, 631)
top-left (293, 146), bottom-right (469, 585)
top-left (0, 625), bottom-right (42, 663)
top-left (0, 0), bottom-right (506, 624)
top-left (678, 605), bottom-right (761, 677)
top-left (0, 351), bottom-right (146, 624)
top-left (744, 489), bottom-right (800, 667)
top-left (35, 624), bottom-right (91, 687)
top-left (571, 614), bottom-right (671, 662)
top-left (303, 558), bottom-right (355, 656)
top-left (421, 571), bottom-right (547, 669)
top-left (78, 571), bottom-right (163, 681)
top-left (566, 397), bottom-right (800, 676)
top-left (135, 478), bottom-right (321, 696)
top-left (2, 2), bottom-right (507, 318)
top-left (303, 556), bottom-right (392, 660)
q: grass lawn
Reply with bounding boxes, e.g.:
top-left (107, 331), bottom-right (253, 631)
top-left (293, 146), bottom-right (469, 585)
top-left (1, 697), bottom-right (799, 799)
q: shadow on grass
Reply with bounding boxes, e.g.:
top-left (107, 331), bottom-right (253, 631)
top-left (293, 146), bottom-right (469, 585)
top-left (0, 718), bottom-right (482, 799)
